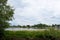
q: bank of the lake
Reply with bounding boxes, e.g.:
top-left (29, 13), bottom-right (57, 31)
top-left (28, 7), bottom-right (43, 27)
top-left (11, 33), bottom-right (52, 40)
top-left (5, 28), bottom-right (60, 40)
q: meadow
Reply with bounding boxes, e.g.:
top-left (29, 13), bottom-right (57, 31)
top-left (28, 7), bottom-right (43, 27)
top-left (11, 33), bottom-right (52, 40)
top-left (4, 28), bottom-right (60, 40)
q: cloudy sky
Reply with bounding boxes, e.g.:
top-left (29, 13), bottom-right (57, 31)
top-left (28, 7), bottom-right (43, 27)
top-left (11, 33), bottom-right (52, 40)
top-left (8, 0), bottom-right (60, 25)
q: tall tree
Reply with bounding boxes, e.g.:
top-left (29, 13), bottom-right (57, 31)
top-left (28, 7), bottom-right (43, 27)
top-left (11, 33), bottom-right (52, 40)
top-left (0, 0), bottom-right (14, 40)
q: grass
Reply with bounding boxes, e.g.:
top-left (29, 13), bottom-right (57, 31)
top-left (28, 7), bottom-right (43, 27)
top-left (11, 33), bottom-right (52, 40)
top-left (4, 28), bottom-right (60, 40)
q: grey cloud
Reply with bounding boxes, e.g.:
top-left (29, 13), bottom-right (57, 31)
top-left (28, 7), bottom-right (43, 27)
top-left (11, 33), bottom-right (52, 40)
top-left (8, 0), bottom-right (60, 25)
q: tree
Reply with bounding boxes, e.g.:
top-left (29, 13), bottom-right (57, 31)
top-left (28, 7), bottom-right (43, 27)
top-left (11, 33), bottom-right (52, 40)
top-left (0, 0), bottom-right (14, 40)
top-left (26, 25), bottom-right (31, 28)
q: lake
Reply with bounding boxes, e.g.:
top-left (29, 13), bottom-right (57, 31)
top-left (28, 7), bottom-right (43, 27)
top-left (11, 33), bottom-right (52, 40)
top-left (5, 28), bottom-right (46, 31)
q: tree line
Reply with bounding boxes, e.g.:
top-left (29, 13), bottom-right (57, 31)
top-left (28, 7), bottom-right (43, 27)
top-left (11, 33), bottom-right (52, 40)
top-left (10, 24), bottom-right (60, 29)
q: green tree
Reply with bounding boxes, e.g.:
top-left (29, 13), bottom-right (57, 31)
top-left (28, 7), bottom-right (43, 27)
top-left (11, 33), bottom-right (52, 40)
top-left (26, 25), bottom-right (31, 28)
top-left (0, 0), bottom-right (14, 40)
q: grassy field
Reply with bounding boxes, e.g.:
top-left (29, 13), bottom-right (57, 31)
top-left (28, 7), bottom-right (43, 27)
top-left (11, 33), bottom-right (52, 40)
top-left (4, 28), bottom-right (60, 40)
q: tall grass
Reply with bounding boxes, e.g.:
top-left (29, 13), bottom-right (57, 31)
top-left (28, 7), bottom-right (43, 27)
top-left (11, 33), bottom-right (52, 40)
top-left (5, 28), bottom-right (60, 40)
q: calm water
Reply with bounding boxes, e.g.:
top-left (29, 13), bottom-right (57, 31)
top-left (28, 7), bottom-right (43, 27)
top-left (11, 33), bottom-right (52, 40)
top-left (5, 28), bottom-right (46, 31)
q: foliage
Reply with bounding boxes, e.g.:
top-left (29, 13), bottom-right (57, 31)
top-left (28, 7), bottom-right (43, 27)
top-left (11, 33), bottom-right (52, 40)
top-left (11, 23), bottom-right (51, 29)
top-left (11, 23), bottom-right (60, 29)
top-left (0, 0), bottom-right (14, 40)
top-left (5, 29), bottom-right (60, 40)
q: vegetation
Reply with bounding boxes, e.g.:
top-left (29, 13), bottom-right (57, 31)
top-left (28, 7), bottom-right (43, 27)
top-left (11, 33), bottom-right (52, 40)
top-left (11, 23), bottom-right (60, 29)
top-left (0, 0), bottom-right (60, 40)
top-left (4, 28), bottom-right (60, 40)
top-left (0, 0), bottom-right (14, 40)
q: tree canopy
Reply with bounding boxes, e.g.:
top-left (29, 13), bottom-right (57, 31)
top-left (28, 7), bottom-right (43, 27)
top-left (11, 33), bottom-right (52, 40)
top-left (0, 0), bottom-right (14, 40)
top-left (0, 0), bottom-right (14, 28)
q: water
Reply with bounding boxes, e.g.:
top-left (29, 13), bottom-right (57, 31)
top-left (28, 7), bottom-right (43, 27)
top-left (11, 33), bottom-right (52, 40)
top-left (5, 28), bottom-right (46, 31)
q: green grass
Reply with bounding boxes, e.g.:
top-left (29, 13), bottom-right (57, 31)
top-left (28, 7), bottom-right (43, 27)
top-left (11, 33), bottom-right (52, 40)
top-left (5, 28), bottom-right (60, 39)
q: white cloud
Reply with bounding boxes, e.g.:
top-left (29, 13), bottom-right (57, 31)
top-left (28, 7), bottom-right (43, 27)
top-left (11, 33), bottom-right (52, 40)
top-left (8, 0), bottom-right (60, 25)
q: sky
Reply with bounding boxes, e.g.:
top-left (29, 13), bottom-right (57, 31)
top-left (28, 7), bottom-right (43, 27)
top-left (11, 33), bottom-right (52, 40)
top-left (8, 0), bottom-right (60, 25)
